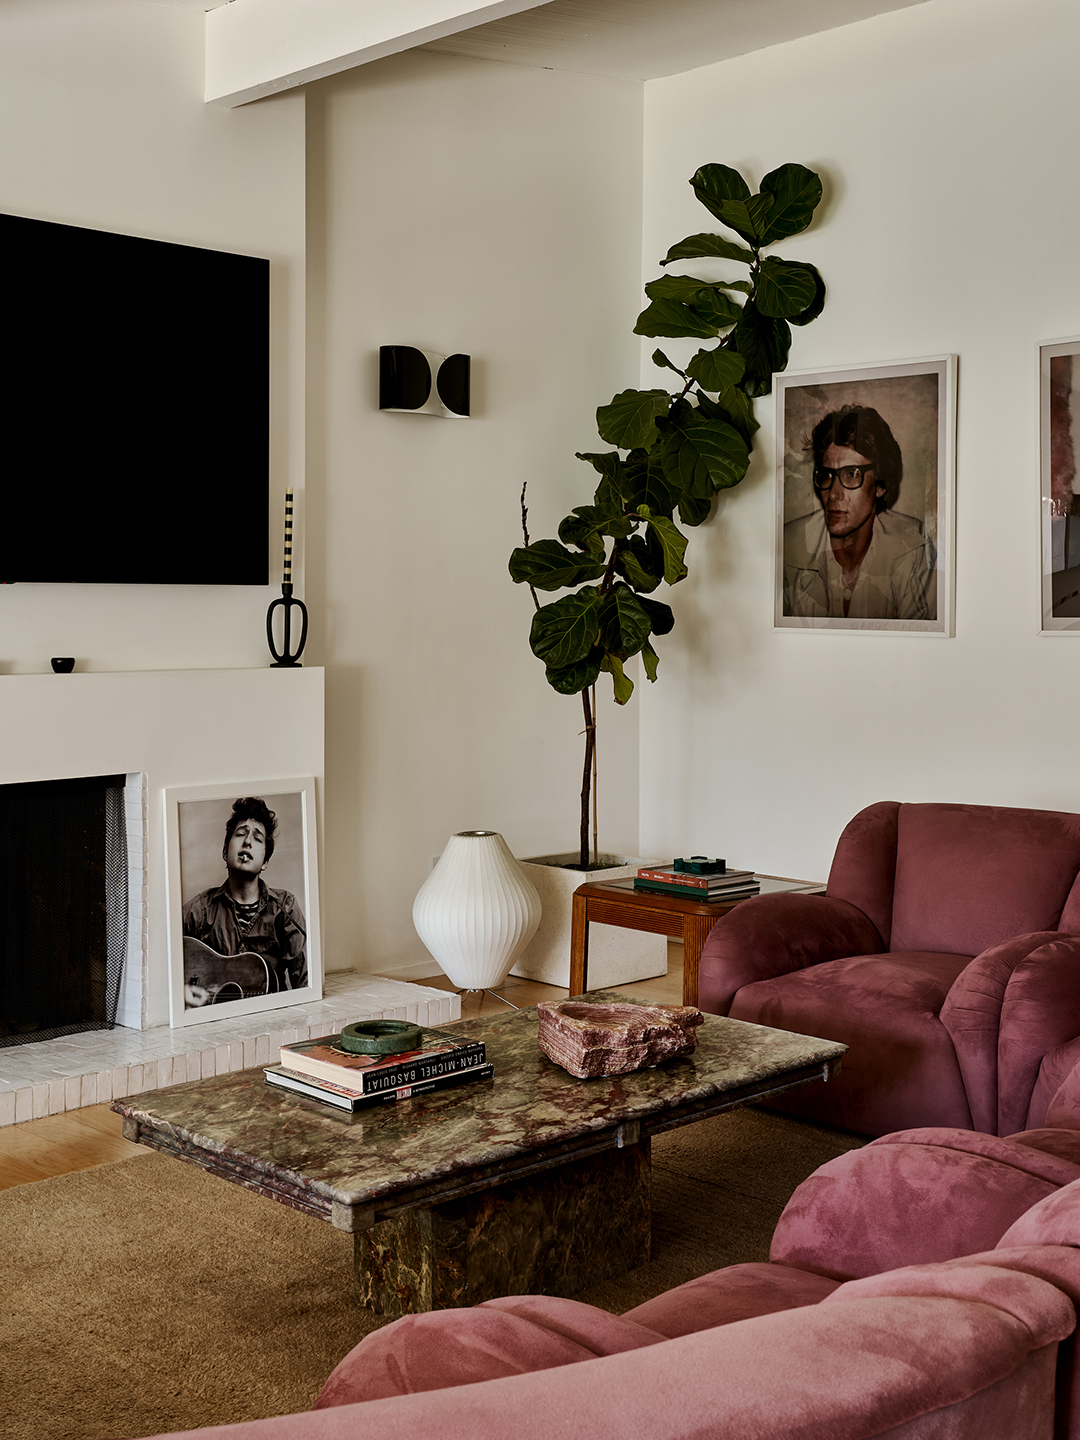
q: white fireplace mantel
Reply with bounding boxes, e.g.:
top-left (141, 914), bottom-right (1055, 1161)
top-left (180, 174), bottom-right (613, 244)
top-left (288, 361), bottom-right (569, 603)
top-left (1, 667), bottom-right (324, 1030)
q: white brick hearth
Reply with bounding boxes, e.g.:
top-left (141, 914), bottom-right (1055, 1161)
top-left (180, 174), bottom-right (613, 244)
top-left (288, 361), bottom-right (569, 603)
top-left (0, 973), bottom-right (460, 1127)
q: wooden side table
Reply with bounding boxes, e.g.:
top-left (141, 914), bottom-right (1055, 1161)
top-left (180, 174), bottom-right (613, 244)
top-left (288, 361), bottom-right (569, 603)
top-left (569, 875), bottom-right (824, 1008)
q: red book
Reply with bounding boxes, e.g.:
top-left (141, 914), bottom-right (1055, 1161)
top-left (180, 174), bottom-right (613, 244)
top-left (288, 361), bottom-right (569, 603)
top-left (636, 865), bottom-right (753, 890)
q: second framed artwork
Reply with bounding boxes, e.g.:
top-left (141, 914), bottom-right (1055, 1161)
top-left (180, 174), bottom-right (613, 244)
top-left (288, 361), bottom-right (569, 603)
top-left (1040, 337), bottom-right (1080, 633)
top-left (164, 778), bottom-right (322, 1027)
top-left (775, 356), bottom-right (956, 633)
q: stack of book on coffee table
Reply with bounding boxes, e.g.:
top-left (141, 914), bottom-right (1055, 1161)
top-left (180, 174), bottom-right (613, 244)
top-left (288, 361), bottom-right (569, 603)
top-left (265, 1027), bottom-right (493, 1112)
top-left (634, 858), bottom-right (761, 903)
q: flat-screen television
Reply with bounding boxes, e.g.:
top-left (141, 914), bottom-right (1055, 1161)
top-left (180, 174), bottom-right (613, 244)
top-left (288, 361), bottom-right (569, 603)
top-left (1, 212), bottom-right (269, 584)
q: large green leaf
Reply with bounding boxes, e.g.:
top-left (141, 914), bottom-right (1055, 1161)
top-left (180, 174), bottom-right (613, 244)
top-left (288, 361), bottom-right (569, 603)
top-left (557, 517), bottom-right (604, 557)
top-left (688, 163), bottom-right (749, 213)
top-left (783, 260), bottom-right (827, 327)
top-left (661, 233), bottom-right (755, 267)
top-left (645, 275), bottom-right (712, 304)
top-left (731, 301), bottom-right (791, 397)
top-left (558, 505), bottom-right (624, 556)
top-left (545, 651), bottom-right (602, 696)
top-left (651, 348), bottom-right (687, 380)
top-left (509, 539), bottom-right (606, 590)
top-left (691, 289), bottom-right (742, 329)
top-left (638, 508), bottom-right (688, 583)
top-left (638, 594), bottom-right (675, 635)
top-left (530, 588), bottom-right (602, 669)
top-left (646, 276), bottom-right (749, 307)
top-left (690, 166), bottom-right (773, 244)
top-left (600, 653), bottom-right (634, 705)
top-left (716, 385), bottom-right (760, 442)
top-left (619, 451), bottom-right (677, 515)
top-left (599, 584), bottom-right (654, 658)
top-left (613, 535), bottom-right (663, 593)
top-left (596, 389), bottom-right (672, 450)
top-left (640, 640), bottom-right (660, 683)
top-left (595, 474), bottom-right (621, 511)
top-left (563, 501), bottom-right (634, 545)
top-left (575, 450), bottom-right (621, 482)
top-left (658, 405), bottom-right (751, 497)
top-left (686, 347), bottom-right (745, 393)
top-left (677, 492), bottom-right (712, 528)
top-left (696, 386), bottom-right (760, 442)
top-left (757, 164), bottom-right (822, 245)
top-left (634, 298), bottom-right (719, 340)
top-left (755, 257), bottom-right (819, 319)
top-left (575, 450), bottom-right (624, 512)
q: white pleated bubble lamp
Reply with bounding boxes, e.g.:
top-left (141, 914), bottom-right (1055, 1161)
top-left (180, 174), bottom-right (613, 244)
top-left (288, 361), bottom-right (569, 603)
top-left (413, 831), bottom-right (541, 998)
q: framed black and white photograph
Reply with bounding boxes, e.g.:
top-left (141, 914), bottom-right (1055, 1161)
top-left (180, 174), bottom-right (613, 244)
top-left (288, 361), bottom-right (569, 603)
top-left (775, 356), bottom-right (956, 634)
top-left (1041, 338), bottom-right (1080, 633)
top-left (165, 778), bottom-right (321, 1027)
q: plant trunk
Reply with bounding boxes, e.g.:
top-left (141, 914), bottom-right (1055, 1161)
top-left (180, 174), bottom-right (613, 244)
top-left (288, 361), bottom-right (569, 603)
top-left (591, 685), bottom-right (598, 868)
top-left (579, 687), bottom-right (595, 870)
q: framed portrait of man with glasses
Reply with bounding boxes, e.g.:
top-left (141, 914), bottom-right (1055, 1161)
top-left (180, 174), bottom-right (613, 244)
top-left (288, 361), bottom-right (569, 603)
top-left (775, 356), bottom-right (956, 633)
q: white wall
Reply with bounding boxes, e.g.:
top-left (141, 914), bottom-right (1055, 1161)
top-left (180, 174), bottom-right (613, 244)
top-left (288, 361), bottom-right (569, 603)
top-left (308, 52), bottom-right (645, 974)
top-left (639, 0), bottom-right (1080, 884)
top-left (0, 0), bottom-right (305, 674)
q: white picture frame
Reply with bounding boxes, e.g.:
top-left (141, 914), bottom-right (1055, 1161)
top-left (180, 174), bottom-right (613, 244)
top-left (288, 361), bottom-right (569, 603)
top-left (1040, 337), bottom-right (1080, 633)
top-left (774, 355), bottom-right (957, 635)
top-left (165, 777), bottom-right (322, 1027)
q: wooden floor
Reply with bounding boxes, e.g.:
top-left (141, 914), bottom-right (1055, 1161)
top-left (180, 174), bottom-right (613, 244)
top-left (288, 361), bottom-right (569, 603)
top-left (0, 950), bottom-right (684, 1193)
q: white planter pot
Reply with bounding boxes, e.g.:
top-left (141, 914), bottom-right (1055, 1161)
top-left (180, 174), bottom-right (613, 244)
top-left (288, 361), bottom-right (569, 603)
top-left (509, 853), bottom-right (667, 989)
top-left (412, 831), bottom-right (541, 990)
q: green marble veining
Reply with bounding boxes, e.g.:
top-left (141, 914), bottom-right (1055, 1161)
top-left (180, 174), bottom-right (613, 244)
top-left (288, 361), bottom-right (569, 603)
top-left (113, 993), bottom-right (845, 1217)
top-left (354, 1142), bottom-right (651, 1317)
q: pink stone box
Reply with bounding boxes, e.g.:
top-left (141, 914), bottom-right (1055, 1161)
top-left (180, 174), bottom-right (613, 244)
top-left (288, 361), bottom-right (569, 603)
top-left (537, 1000), bottom-right (703, 1079)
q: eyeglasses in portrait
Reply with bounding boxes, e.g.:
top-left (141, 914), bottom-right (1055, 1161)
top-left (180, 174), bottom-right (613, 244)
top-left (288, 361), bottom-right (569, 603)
top-left (774, 357), bottom-right (956, 634)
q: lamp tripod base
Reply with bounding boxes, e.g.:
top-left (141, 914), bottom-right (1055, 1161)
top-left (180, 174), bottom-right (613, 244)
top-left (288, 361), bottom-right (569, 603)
top-left (455, 988), bottom-right (519, 1011)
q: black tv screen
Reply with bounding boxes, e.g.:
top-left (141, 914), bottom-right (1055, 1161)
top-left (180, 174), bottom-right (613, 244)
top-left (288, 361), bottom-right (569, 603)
top-left (1, 213), bottom-right (269, 584)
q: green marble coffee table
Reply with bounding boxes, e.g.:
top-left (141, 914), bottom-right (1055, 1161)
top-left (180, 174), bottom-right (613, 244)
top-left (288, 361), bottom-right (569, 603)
top-left (112, 993), bottom-right (845, 1317)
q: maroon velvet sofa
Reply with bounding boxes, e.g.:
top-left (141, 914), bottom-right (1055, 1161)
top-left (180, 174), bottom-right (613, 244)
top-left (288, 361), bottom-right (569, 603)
top-left (137, 1067), bottom-right (1080, 1440)
top-left (698, 800), bottom-right (1080, 1136)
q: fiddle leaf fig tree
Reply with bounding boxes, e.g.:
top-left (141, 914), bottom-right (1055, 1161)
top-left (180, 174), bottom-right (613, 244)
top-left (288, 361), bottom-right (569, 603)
top-left (510, 162), bottom-right (826, 870)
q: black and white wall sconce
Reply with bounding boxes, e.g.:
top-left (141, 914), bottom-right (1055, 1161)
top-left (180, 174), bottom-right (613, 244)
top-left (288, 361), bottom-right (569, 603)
top-left (379, 346), bottom-right (471, 418)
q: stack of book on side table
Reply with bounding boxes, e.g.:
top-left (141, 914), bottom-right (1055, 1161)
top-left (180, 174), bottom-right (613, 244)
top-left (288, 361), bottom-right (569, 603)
top-left (634, 857), bottom-right (761, 903)
top-left (264, 1027), bottom-right (493, 1112)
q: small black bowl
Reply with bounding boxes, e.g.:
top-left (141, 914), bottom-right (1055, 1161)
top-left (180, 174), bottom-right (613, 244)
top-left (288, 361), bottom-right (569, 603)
top-left (50, 658), bottom-right (75, 673)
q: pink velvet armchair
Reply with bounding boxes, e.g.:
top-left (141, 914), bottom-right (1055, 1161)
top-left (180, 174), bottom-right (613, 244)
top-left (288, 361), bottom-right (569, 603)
top-left (145, 1073), bottom-right (1080, 1440)
top-left (697, 800), bottom-right (1080, 1137)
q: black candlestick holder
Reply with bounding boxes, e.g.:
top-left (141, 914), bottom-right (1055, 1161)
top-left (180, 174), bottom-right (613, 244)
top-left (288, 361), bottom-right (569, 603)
top-left (266, 582), bottom-right (308, 667)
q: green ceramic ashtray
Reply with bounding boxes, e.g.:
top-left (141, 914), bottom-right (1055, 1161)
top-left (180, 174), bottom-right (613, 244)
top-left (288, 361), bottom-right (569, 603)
top-left (338, 1020), bottom-right (422, 1056)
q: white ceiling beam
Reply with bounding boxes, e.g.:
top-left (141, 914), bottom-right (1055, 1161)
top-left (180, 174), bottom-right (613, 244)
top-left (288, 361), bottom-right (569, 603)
top-left (204, 0), bottom-right (552, 107)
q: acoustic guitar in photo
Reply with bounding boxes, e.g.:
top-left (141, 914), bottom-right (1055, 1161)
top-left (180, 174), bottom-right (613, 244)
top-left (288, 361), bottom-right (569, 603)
top-left (183, 936), bottom-right (276, 1007)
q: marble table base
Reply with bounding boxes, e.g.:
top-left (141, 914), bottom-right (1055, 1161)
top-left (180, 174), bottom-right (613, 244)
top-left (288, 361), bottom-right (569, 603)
top-left (354, 1139), bottom-right (651, 1316)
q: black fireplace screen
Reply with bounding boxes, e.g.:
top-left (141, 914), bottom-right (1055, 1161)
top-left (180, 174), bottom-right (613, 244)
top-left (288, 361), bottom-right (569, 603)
top-left (0, 774), bottom-right (128, 1048)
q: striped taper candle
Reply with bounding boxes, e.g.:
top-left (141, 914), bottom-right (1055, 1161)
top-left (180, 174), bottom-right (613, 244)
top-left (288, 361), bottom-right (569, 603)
top-left (283, 488), bottom-right (293, 585)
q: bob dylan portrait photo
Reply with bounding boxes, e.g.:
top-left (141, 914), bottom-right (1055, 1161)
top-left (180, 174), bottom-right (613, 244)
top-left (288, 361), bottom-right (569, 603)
top-left (782, 371), bottom-right (940, 622)
top-left (179, 793), bottom-right (307, 1009)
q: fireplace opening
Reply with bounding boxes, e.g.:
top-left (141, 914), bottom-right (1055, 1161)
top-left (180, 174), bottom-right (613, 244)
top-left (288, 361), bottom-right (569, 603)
top-left (0, 773), bottom-right (128, 1048)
